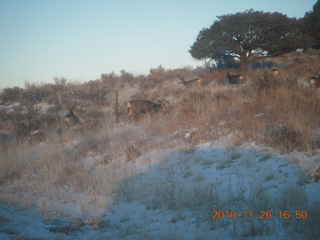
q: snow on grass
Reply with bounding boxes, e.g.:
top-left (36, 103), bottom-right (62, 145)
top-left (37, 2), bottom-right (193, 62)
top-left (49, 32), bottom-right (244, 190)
top-left (34, 102), bottom-right (54, 114)
top-left (104, 144), bottom-right (315, 239)
top-left (0, 102), bottom-right (22, 113)
top-left (0, 204), bottom-right (98, 240)
top-left (0, 137), bottom-right (319, 239)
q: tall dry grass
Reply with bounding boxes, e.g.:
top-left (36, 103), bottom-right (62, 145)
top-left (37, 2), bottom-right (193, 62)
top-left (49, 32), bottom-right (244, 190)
top-left (0, 115), bottom-right (169, 225)
top-left (164, 67), bottom-right (320, 153)
top-left (1, 53), bottom-right (320, 237)
top-left (0, 124), bottom-right (115, 224)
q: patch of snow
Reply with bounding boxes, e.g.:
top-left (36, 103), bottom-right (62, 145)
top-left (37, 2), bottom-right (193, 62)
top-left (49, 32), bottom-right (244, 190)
top-left (0, 102), bottom-right (21, 113)
top-left (34, 103), bottom-right (54, 114)
top-left (297, 78), bottom-right (310, 89)
top-left (1, 138), bottom-right (320, 239)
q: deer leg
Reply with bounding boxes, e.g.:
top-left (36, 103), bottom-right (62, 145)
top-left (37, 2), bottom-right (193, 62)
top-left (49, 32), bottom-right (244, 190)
top-left (126, 108), bottom-right (133, 121)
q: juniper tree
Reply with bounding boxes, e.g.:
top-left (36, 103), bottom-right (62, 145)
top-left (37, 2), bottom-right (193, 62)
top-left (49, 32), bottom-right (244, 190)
top-left (190, 10), bottom-right (312, 75)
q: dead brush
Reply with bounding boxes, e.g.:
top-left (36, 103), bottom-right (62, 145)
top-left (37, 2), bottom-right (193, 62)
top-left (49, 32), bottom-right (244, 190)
top-left (260, 85), bottom-right (320, 152)
top-left (207, 74), bottom-right (320, 150)
top-left (177, 89), bottom-right (212, 123)
top-left (202, 70), bottom-right (226, 86)
top-left (7, 104), bottom-right (55, 142)
top-left (310, 166), bottom-right (320, 182)
top-left (125, 144), bottom-right (141, 162)
top-left (211, 87), bottom-right (233, 102)
top-left (264, 123), bottom-right (303, 153)
top-left (264, 87), bottom-right (320, 125)
top-left (80, 107), bottom-right (105, 132)
top-left (263, 113), bottom-right (319, 154)
top-left (251, 70), bottom-right (296, 96)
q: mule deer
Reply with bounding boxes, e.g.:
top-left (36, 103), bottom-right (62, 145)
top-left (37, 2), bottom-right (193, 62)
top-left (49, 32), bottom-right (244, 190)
top-left (310, 73), bottom-right (320, 88)
top-left (226, 71), bottom-right (244, 85)
top-left (272, 68), bottom-right (279, 76)
top-left (179, 77), bottom-right (202, 88)
top-left (65, 107), bottom-right (79, 129)
top-left (126, 100), bottom-right (165, 121)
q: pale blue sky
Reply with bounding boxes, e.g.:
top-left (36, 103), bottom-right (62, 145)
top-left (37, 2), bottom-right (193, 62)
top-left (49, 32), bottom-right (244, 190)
top-left (0, 0), bottom-right (316, 89)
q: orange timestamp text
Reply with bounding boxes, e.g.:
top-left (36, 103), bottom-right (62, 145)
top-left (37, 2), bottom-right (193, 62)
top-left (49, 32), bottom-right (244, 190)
top-left (212, 210), bottom-right (308, 220)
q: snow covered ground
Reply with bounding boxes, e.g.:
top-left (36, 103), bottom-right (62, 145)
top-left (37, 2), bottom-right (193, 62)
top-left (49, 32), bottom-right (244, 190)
top-left (1, 136), bottom-right (319, 240)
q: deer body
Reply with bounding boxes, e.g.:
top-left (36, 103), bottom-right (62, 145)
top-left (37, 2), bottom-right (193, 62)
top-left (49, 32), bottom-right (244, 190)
top-left (272, 68), bottom-right (279, 76)
top-left (126, 100), bottom-right (164, 121)
top-left (65, 109), bottom-right (79, 129)
top-left (226, 71), bottom-right (244, 85)
top-left (310, 75), bottom-right (320, 88)
top-left (180, 77), bottom-right (202, 88)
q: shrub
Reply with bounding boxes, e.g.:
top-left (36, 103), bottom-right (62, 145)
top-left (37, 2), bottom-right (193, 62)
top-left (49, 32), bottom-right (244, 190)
top-left (0, 87), bottom-right (24, 103)
top-left (7, 104), bottom-right (55, 139)
top-left (264, 123), bottom-right (303, 153)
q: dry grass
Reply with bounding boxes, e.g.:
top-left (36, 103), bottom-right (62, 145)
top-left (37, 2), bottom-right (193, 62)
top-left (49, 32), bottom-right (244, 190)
top-left (153, 68), bottom-right (320, 153)
top-left (1, 51), bottom-right (320, 238)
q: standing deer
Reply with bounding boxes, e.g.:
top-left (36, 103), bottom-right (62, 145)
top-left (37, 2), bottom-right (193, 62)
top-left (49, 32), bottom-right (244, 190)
top-left (310, 73), bottom-right (320, 88)
top-left (226, 71), bottom-right (244, 85)
top-left (126, 100), bottom-right (165, 121)
top-left (179, 77), bottom-right (202, 88)
top-left (65, 107), bottom-right (79, 129)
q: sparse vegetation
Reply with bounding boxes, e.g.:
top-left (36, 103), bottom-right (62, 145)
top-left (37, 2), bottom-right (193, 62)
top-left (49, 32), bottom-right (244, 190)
top-left (1, 51), bottom-right (320, 238)
top-left (1, 3), bottom-right (320, 238)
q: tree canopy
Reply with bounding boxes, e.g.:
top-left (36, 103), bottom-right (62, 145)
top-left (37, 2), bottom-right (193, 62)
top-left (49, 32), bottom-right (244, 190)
top-left (303, 0), bottom-right (320, 49)
top-left (189, 10), bottom-right (312, 74)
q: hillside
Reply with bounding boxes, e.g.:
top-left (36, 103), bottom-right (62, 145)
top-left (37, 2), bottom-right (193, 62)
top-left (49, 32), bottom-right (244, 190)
top-left (1, 50), bottom-right (320, 239)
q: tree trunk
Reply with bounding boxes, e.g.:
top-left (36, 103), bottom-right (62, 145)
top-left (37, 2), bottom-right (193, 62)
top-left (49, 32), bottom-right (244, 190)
top-left (240, 54), bottom-right (249, 76)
